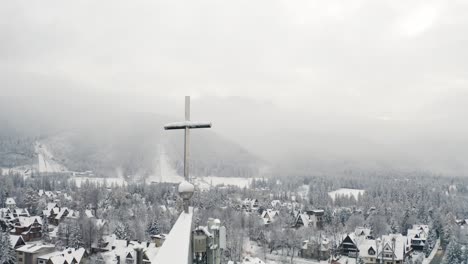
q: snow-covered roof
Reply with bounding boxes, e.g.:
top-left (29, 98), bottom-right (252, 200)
top-left (270, 200), bottom-right (282, 207)
top-left (1, 208), bottom-right (29, 219)
top-left (17, 243), bottom-right (55, 253)
top-left (18, 216), bottom-right (42, 227)
top-left (408, 225), bottom-right (429, 241)
top-left (38, 248), bottom-right (86, 264)
top-left (153, 208), bottom-right (193, 264)
top-left (54, 208), bottom-right (70, 220)
top-left (85, 209), bottom-right (94, 218)
top-left (357, 239), bottom-right (378, 258)
top-left (379, 234), bottom-right (407, 260)
top-left (5, 197), bottom-right (16, 205)
top-left (355, 227), bottom-right (371, 237)
top-left (261, 209), bottom-right (279, 222)
top-left (98, 238), bottom-right (159, 264)
top-left (9, 235), bottom-right (25, 248)
top-left (47, 203), bottom-right (58, 210)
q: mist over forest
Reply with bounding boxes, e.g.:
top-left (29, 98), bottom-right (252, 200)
top-left (1, 92), bottom-right (468, 178)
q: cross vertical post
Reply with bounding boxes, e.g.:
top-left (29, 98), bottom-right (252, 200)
top-left (184, 96), bottom-right (190, 181)
top-left (164, 96), bottom-right (211, 213)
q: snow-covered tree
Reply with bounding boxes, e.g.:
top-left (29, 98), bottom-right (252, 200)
top-left (147, 218), bottom-right (161, 237)
top-left (22, 188), bottom-right (39, 214)
top-left (42, 215), bottom-right (50, 243)
top-left (0, 232), bottom-right (16, 264)
top-left (114, 222), bottom-right (130, 240)
top-left (56, 222), bottom-right (71, 250)
top-left (443, 239), bottom-right (462, 264)
top-left (69, 223), bottom-right (84, 249)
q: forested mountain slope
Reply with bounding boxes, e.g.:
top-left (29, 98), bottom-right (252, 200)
top-left (0, 98), bottom-right (262, 178)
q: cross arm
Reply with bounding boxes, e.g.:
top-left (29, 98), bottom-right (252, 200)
top-left (164, 121), bottom-right (212, 130)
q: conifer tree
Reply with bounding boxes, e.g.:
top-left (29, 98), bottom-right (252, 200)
top-left (147, 218), bottom-right (161, 237)
top-left (443, 239), bottom-right (462, 264)
top-left (0, 231), bottom-right (16, 264)
top-left (42, 215), bottom-right (50, 243)
top-left (69, 223), bottom-right (84, 249)
top-left (114, 222), bottom-right (130, 240)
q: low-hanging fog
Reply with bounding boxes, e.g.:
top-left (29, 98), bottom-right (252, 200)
top-left (2, 0), bottom-right (468, 176)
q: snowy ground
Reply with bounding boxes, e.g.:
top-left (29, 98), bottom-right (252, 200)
top-left (196, 176), bottom-right (255, 190)
top-left (328, 188), bottom-right (365, 202)
top-left (35, 142), bottom-right (67, 173)
top-left (243, 239), bottom-right (329, 264)
top-left (71, 177), bottom-right (127, 188)
top-left (147, 146), bottom-right (257, 188)
top-left (1, 166), bottom-right (32, 177)
top-left (297, 184), bottom-right (310, 199)
top-left (1, 168), bottom-right (8, 175)
top-left (147, 147), bottom-right (185, 184)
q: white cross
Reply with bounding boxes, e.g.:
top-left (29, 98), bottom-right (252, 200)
top-left (164, 96), bottom-right (211, 182)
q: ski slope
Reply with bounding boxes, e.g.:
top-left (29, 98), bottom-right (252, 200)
top-left (35, 142), bottom-right (67, 173)
top-left (328, 188), bottom-right (365, 202)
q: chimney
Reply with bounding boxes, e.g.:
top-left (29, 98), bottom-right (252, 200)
top-left (135, 247), bottom-right (144, 264)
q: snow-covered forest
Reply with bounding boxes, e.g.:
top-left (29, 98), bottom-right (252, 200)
top-left (2, 169), bottom-right (468, 263)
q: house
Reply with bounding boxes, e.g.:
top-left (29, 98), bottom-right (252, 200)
top-left (407, 225), bottom-right (429, 251)
top-left (37, 248), bottom-right (86, 264)
top-left (43, 204), bottom-right (72, 226)
top-left (377, 234), bottom-right (407, 264)
top-left (339, 227), bottom-right (373, 257)
top-left (260, 209), bottom-right (279, 225)
top-left (13, 216), bottom-right (43, 241)
top-left (357, 238), bottom-right (378, 264)
top-left (16, 244), bottom-right (56, 264)
top-left (5, 197), bottom-right (16, 209)
top-left (1, 207), bottom-right (30, 223)
top-left (294, 210), bottom-right (324, 229)
top-left (43, 203), bottom-right (91, 226)
top-left (242, 198), bottom-right (259, 212)
top-left (94, 235), bottom-right (160, 264)
top-left (341, 232), bottom-right (407, 264)
top-left (306, 210), bottom-right (324, 229)
top-left (300, 236), bottom-right (331, 260)
top-left (270, 200), bottom-right (282, 208)
top-left (339, 234), bottom-right (359, 256)
top-left (355, 226), bottom-right (372, 238)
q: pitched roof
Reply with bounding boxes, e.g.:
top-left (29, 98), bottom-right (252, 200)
top-left (357, 239), bottom-right (377, 258)
top-left (355, 227), bottom-right (372, 237)
top-left (9, 235), bottom-right (25, 248)
top-left (5, 198), bottom-right (16, 205)
top-left (18, 216), bottom-right (42, 227)
top-left (17, 243), bottom-right (55, 253)
top-left (38, 248), bottom-right (86, 264)
top-left (261, 209), bottom-right (279, 220)
top-left (379, 234), bottom-right (407, 260)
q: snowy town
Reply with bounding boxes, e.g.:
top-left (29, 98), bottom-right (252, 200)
top-left (2, 166), bottom-right (468, 264)
top-left (3, 1), bottom-right (468, 263)
top-left (2, 98), bottom-right (468, 264)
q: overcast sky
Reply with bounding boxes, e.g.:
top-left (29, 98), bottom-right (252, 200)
top-left (2, 0), bottom-right (468, 175)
